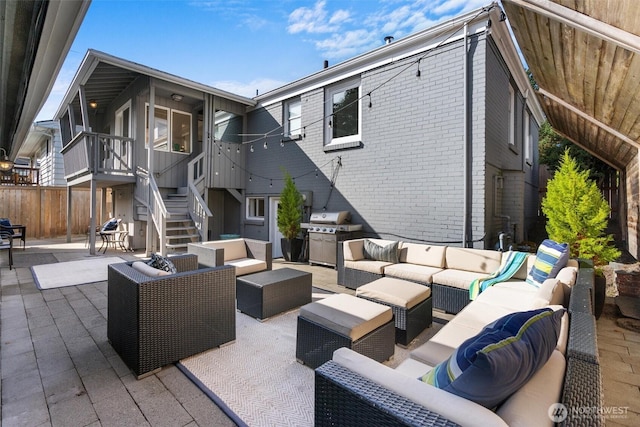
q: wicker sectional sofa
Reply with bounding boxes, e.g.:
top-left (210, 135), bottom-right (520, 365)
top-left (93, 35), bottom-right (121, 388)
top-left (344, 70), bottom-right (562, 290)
top-left (338, 238), bottom-right (540, 314)
top-left (316, 261), bottom-right (603, 426)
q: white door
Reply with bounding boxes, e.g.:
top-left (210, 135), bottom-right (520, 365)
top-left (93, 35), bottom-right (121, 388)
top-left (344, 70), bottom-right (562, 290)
top-left (269, 197), bottom-right (283, 258)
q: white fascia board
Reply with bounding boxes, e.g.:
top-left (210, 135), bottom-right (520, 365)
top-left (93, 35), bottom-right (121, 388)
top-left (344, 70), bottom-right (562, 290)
top-left (254, 4), bottom-right (499, 109)
top-left (490, 8), bottom-right (545, 125)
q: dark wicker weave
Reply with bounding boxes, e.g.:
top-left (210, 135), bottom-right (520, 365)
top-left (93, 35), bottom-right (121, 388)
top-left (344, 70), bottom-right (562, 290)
top-left (107, 254), bottom-right (236, 378)
top-left (567, 311), bottom-right (599, 364)
top-left (357, 294), bottom-right (432, 346)
top-left (430, 283), bottom-right (470, 314)
top-left (296, 315), bottom-right (395, 369)
top-left (343, 267), bottom-right (383, 290)
top-left (561, 357), bottom-right (604, 426)
top-left (316, 361), bottom-right (460, 427)
top-left (236, 268), bottom-right (312, 320)
top-left (315, 264), bottom-right (603, 426)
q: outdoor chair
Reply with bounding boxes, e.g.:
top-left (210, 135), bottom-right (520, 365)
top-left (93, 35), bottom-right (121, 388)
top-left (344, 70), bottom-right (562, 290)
top-left (107, 253), bottom-right (236, 378)
top-left (0, 234), bottom-right (13, 269)
top-left (0, 218), bottom-right (26, 249)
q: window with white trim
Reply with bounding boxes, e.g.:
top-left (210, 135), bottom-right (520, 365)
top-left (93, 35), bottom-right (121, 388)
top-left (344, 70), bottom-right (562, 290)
top-left (145, 104), bottom-right (192, 154)
top-left (285, 98), bottom-right (302, 138)
top-left (508, 86), bottom-right (515, 147)
top-left (246, 197), bottom-right (265, 220)
top-left (524, 110), bottom-right (532, 164)
top-left (324, 78), bottom-right (361, 149)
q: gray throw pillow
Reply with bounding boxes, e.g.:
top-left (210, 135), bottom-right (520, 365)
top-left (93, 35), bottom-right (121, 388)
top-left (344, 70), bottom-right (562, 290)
top-left (363, 240), bottom-right (399, 263)
top-left (146, 253), bottom-right (178, 274)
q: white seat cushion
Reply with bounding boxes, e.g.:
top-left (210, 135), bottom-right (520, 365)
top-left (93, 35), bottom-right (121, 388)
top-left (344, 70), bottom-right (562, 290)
top-left (356, 277), bottom-right (431, 309)
top-left (431, 269), bottom-right (491, 290)
top-left (344, 259), bottom-right (392, 275)
top-left (299, 293), bottom-right (392, 340)
top-left (226, 258), bottom-right (266, 276)
top-left (383, 263), bottom-right (443, 285)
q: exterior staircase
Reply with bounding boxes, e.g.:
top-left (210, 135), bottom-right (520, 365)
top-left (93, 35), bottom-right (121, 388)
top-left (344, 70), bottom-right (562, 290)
top-left (164, 188), bottom-right (201, 253)
top-left (135, 187), bottom-right (201, 253)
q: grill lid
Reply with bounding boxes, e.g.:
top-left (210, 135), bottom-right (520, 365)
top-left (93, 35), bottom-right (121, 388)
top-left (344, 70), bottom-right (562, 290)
top-left (309, 211), bottom-right (351, 224)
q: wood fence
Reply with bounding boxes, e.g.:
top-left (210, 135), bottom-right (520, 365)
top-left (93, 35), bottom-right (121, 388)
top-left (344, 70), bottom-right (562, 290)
top-left (0, 186), bottom-right (105, 238)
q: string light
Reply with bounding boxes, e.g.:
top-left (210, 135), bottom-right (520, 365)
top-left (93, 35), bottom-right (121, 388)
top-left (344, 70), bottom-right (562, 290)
top-left (250, 144), bottom-right (254, 152)
top-left (368, 93), bottom-right (372, 108)
top-left (227, 145), bottom-right (230, 152)
top-left (232, 164), bottom-right (234, 170)
top-left (315, 169), bottom-right (318, 178)
top-left (280, 140), bottom-right (285, 147)
top-left (269, 179), bottom-right (273, 187)
top-left (263, 141), bottom-right (268, 149)
top-left (416, 58), bottom-right (421, 77)
top-left (249, 174), bottom-right (252, 182)
top-left (236, 146), bottom-right (240, 154)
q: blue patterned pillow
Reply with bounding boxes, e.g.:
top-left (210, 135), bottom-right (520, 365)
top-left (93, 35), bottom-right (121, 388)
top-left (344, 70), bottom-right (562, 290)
top-left (421, 308), bottom-right (564, 409)
top-left (363, 240), bottom-right (399, 263)
top-left (146, 253), bottom-right (177, 274)
top-left (526, 239), bottom-right (569, 287)
top-left (0, 218), bottom-right (11, 227)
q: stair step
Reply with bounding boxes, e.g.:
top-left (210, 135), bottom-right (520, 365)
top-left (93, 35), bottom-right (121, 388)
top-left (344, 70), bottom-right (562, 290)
top-left (166, 233), bottom-right (200, 240)
top-left (166, 226), bottom-right (197, 232)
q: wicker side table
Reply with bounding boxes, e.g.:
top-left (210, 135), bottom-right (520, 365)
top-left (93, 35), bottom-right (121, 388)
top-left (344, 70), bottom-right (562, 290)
top-left (236, 267), bottom-right (312, 320)
top-left (296, 293), bottom-right (395, 369)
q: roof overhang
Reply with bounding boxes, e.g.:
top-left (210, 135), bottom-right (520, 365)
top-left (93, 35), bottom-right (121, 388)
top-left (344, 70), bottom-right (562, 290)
top-left (502, 0), bottom-right (640, 170)
top-left (0, 0), bottom-right (90, 159)
top-left (54, 49), bottom-right (256, 121)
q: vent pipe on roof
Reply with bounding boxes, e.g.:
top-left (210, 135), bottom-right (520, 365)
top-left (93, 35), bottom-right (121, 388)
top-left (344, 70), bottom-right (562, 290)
top-left (323, 60), bottom-right (329, 68)
top-left (384, 36), bottom-right (394, 44)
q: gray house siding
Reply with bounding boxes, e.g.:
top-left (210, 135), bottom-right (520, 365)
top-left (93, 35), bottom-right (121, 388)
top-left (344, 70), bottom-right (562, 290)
top-left (484, 39), bottom-right (540, 246)
top-left (244, 34), bottom-right (495, 247)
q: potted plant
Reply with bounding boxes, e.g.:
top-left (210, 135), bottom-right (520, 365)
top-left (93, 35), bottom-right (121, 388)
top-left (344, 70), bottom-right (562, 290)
top-left (277, 170), bottom-right (304, 262)
top-left (541, 150), bottom-right (620, 318)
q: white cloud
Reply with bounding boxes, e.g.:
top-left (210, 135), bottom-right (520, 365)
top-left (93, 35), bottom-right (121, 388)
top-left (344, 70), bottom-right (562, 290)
top-left (287, 0), bottom-right (350, 34)
top-left (315, 29), bottom-right (379, 60)
top-left (212, 77), bottom-right (287, 98)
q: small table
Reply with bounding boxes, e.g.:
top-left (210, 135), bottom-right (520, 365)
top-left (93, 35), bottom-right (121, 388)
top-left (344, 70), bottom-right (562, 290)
top-left (99, 230), bottom-right (130, 253)
top-left (236, 268), bottom-right (312, 320)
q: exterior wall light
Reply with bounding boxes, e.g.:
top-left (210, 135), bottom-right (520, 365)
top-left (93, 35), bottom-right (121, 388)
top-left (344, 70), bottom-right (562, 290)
top-left (0, 148), bottom-right (14, 172)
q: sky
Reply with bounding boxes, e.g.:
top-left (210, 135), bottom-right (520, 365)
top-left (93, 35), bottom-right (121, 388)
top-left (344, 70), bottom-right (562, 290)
top-left (36, 0), bottom-right (492, 121)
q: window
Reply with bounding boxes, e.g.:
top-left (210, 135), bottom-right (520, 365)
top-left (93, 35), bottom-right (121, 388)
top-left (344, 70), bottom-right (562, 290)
top-left (171, 110), bottom-right (191, 152)
top-left (524, 110), bottom-right (532, 165)
top-left (508, 86), bottom-right (515, 147)
top-left (246, 197), bottom-right (265, 220)
top-left (145, 104), bottom-right (191, 153)
top-left (285, 99), bottom-right (302, 138)
top-left (325, 78), bottom-right (361, 149)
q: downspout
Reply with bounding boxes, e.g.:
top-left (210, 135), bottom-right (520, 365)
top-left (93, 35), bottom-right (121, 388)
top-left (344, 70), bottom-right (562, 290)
top-left (146, 82), bottom-right (155, 255)
top-left (462, 23), bottom-right (469, 247)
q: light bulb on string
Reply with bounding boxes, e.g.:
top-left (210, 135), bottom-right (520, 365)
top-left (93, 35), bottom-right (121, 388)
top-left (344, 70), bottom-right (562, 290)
top-left (269, 179), bottom-right (273, 188)
top-left (315, 169), bottom-right (318, 178)
top-left (416, 59), bottom-right (421, 77)
top-left (249, 174), bottom-right (252, 182)
top-left (263, 141), bottom-right (268, 149)
top-left (280, 140), bottom-right (285, 147)
top-left (227, 145), bottom-right (230, 152)
top-left (250, 144), bottom-right (254, 152)
top-left (368, 93), bottom-right (372, 108)
top-left (236, 146), bottom-right (240, 153)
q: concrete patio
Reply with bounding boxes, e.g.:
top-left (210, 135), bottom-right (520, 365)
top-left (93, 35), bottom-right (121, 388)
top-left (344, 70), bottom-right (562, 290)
top-left (1, 236), bottom-right (639, 426)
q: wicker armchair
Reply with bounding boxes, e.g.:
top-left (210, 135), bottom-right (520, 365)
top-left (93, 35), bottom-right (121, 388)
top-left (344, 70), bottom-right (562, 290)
top-left (107, 254), bottom-right (236, 378)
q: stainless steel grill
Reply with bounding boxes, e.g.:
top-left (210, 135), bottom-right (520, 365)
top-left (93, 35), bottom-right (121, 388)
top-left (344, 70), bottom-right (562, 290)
top-left (302, 211), bottom-right (362, 268)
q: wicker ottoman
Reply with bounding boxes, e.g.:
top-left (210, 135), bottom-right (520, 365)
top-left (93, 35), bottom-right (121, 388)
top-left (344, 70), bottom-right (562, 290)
top-left (236, 268), bottom-right (312, 320)
top-left (296, 293), bottom-right (395, 369)
top-left (356, 277), bottom-right (432, 346)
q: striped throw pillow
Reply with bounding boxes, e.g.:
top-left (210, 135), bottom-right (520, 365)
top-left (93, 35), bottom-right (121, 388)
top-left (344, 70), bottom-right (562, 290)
top-left (526, 239), bottom-right (569, 287)
top-left (421, 308), bottom-right (564, 409)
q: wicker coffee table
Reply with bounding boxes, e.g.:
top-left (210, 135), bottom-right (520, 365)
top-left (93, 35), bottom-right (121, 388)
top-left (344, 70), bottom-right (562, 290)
top-left (236, 268), bottom-right (312, 320)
